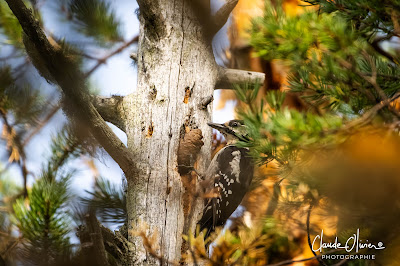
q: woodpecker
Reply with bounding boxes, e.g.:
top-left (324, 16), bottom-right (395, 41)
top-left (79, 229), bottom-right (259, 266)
top-left (198, 120), bottom-right (254, 237)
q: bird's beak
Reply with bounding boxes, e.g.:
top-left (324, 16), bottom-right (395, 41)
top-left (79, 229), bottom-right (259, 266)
top-left (207, 122), bottom-right (227, 133)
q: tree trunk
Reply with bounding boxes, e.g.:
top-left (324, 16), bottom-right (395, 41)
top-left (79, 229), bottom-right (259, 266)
top-left (123, 1), bottom-right (217, 264)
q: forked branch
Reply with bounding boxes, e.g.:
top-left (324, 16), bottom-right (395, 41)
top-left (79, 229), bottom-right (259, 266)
top-left (5, 0), bottom-right (135, 174)
top-left (92, 96), bottom-right (126, 132)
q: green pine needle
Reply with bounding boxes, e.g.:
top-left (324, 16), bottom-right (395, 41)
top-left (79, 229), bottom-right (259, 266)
top-left (69, 0), bottom-right (123, 44)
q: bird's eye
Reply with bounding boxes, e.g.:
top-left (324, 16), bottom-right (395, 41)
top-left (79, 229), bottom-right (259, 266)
top-left (231, 122), bottom-right (238, 127)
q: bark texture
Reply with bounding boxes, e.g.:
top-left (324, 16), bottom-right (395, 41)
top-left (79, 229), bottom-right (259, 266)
top-left (124, 1), bottom-right (217, 264)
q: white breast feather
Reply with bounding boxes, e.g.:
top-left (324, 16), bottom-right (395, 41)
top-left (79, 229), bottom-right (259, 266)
top-left (230, 150), bottom-right (241, 183)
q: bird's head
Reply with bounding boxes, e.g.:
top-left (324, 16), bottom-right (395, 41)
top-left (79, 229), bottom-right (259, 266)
top-left (208, 119), bottom-right (250, 144)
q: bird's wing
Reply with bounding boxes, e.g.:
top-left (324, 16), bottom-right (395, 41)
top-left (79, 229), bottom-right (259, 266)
top-left (199, 146), bottom-right (237, 231)
top-left (199, 145), bottom-right (254, 233)
top-left (199, 194), bottom-right (218, 236)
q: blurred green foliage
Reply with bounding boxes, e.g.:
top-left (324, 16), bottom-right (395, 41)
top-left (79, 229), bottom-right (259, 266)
top-left (13, 176), bottom-right (72, 265)
top-left (202, 0), bottom-right (400, 265)
top-left (68, 0), bottom-right (123, 45)
top-left (0, 1), bottom-right (24, 48)
top-left (83, 177), bottom-right (126, 224)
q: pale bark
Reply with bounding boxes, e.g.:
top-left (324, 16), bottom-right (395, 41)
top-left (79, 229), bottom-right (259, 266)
top-left (124, 1), bottom-right (216, 264)
top-left (216, 67), bottom-right (266, 90)
top-left (93, 95), bottom-right (126, 132)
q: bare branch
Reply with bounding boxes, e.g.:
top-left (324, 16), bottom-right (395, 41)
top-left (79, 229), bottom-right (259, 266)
top-left (84, 36), bottom-right (138, 78)
top-left (215, 67), bottom-right (265, 90)
top-left (5, 0), bottom-right (136, 174)
top-left (212, 0), bottom-right (238, 34)
top-left (76, 218), bottom-right (130, 265)
top-left (343, 92), bottom-right (400, 130)
top-left (85, 212), bottom-right (109, 266)
top-left (198, 95), bottom-right (213, 110)
top-left (100, 223), bottom-right (131, 265)
top-left (391, 9), bottom-right (400, 36)
top-left (370, 37), bottom-right (396, 64)
top-left (130, 52), bottom-right (138, 62)
top-left (92, 95), bottom-right (126, 132)
top-left (136, 0), bottom-right (159, 12)
top-left (136, 1), bottom-right (166, 40)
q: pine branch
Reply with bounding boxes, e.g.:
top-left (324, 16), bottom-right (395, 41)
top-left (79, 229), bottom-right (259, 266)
top-left (47, 126), bottom-right (83, 174)
top-left (13, 176), bottom-right (72, 264)
top-left (68, 0), bottom-right (123, 44)
top-left (339, 58), bottom-right (400, 119)
top-left (5, 0), bottom-right (136, 175)
top-left (83, 177), bottom-right (126, 224)
top-left (343, 92), bottom-right (400, 130)
top-left (0, 109), bottom-right (28, 197)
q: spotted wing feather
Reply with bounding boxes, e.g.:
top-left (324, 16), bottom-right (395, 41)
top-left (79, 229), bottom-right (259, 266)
top-left (198, 145), bottom-right (254, 236)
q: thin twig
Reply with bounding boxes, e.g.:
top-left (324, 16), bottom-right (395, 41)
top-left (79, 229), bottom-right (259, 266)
top-left (338, 59), bottom-right (377, 103)
top-left (266, 249), bottom-right (338, 266)
top-left (84, 35), bottom-right (138, 78)
top-left (22, 103), bottom-right (60, 146)
top-left (370, 36), bottom-right (397, 63)
top-left (332, 258), bottom-right (349, 266)
top-left (0, 109), bottom-right (28, 197)
top-left (188, 240), bottom-right (199, 266)
top-left (339, 58), bottom-right (400, 119)
top-left (0, 50), bottom-right (22, 61)
top-left (0, 163), bottom-right (12, 177)
top-left (1, 237), bottom-right (21, 258)
top-left (19, 158), bottom-right (28, 197)
top-left (341, 92), bottom-right (400, 132)
top-left (306, 204), bottom-right (327, 266)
